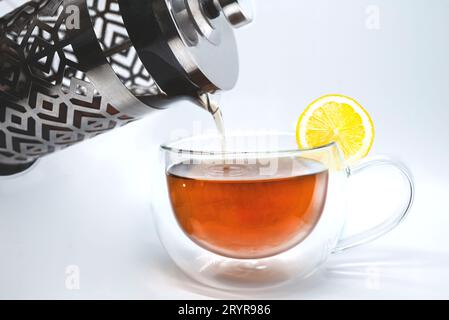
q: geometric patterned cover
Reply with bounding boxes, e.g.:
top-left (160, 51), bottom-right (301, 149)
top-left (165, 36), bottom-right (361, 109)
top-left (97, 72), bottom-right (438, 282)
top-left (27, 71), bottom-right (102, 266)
top-left (0, 0), bottom-right (159, 165)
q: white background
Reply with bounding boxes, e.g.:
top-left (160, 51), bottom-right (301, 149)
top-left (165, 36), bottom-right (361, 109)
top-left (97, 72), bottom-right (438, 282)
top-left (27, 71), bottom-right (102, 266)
top-left (1, 0), bottom-right (449, 299)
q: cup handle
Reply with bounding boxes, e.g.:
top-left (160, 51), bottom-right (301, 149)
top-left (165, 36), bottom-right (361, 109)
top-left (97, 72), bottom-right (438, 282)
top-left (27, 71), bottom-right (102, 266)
top-left (333, 156), bottom-right (415, 253)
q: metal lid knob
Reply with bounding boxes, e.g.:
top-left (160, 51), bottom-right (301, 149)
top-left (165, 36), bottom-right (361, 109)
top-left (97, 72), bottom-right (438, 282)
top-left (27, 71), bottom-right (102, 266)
top-left (216, 0), bottom-right (253, 28)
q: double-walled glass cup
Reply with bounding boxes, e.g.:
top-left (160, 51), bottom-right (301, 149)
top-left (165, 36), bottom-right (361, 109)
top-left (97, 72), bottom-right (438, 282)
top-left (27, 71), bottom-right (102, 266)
top-left (153, 133), bottom-right (414, 290)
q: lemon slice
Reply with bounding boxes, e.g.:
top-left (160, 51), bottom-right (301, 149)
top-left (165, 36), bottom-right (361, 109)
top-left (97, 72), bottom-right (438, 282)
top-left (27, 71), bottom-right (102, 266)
top-left (296, 94), bottom-right (375, 164)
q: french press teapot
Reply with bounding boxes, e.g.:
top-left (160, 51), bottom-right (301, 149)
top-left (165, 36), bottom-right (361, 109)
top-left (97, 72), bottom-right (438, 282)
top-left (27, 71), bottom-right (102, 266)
top-left (0, 0), bottom-right (252, 175)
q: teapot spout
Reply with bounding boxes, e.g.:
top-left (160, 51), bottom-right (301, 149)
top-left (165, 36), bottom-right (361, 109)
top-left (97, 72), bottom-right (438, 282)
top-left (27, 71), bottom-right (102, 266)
top-left (197, 93), bottom-right (221, 116)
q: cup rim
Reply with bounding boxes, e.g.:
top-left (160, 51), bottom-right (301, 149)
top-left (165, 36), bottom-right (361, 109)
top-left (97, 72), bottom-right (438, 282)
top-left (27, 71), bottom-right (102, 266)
top-left (160, 131), bottom-right (337, 156)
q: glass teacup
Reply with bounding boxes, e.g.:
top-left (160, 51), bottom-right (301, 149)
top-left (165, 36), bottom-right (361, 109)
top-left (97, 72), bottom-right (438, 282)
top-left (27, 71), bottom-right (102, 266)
top-left (152, 133), bottom-right (414, 290)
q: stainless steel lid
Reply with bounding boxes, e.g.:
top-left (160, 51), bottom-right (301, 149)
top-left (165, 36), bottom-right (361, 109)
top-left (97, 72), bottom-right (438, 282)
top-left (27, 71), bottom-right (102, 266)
top-left (118, 0), bottom-right (253, 97)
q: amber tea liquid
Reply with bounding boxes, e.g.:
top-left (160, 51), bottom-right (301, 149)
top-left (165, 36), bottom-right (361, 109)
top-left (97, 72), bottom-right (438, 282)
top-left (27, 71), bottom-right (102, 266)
top-left (167, 158), bottom-right (329, 259)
